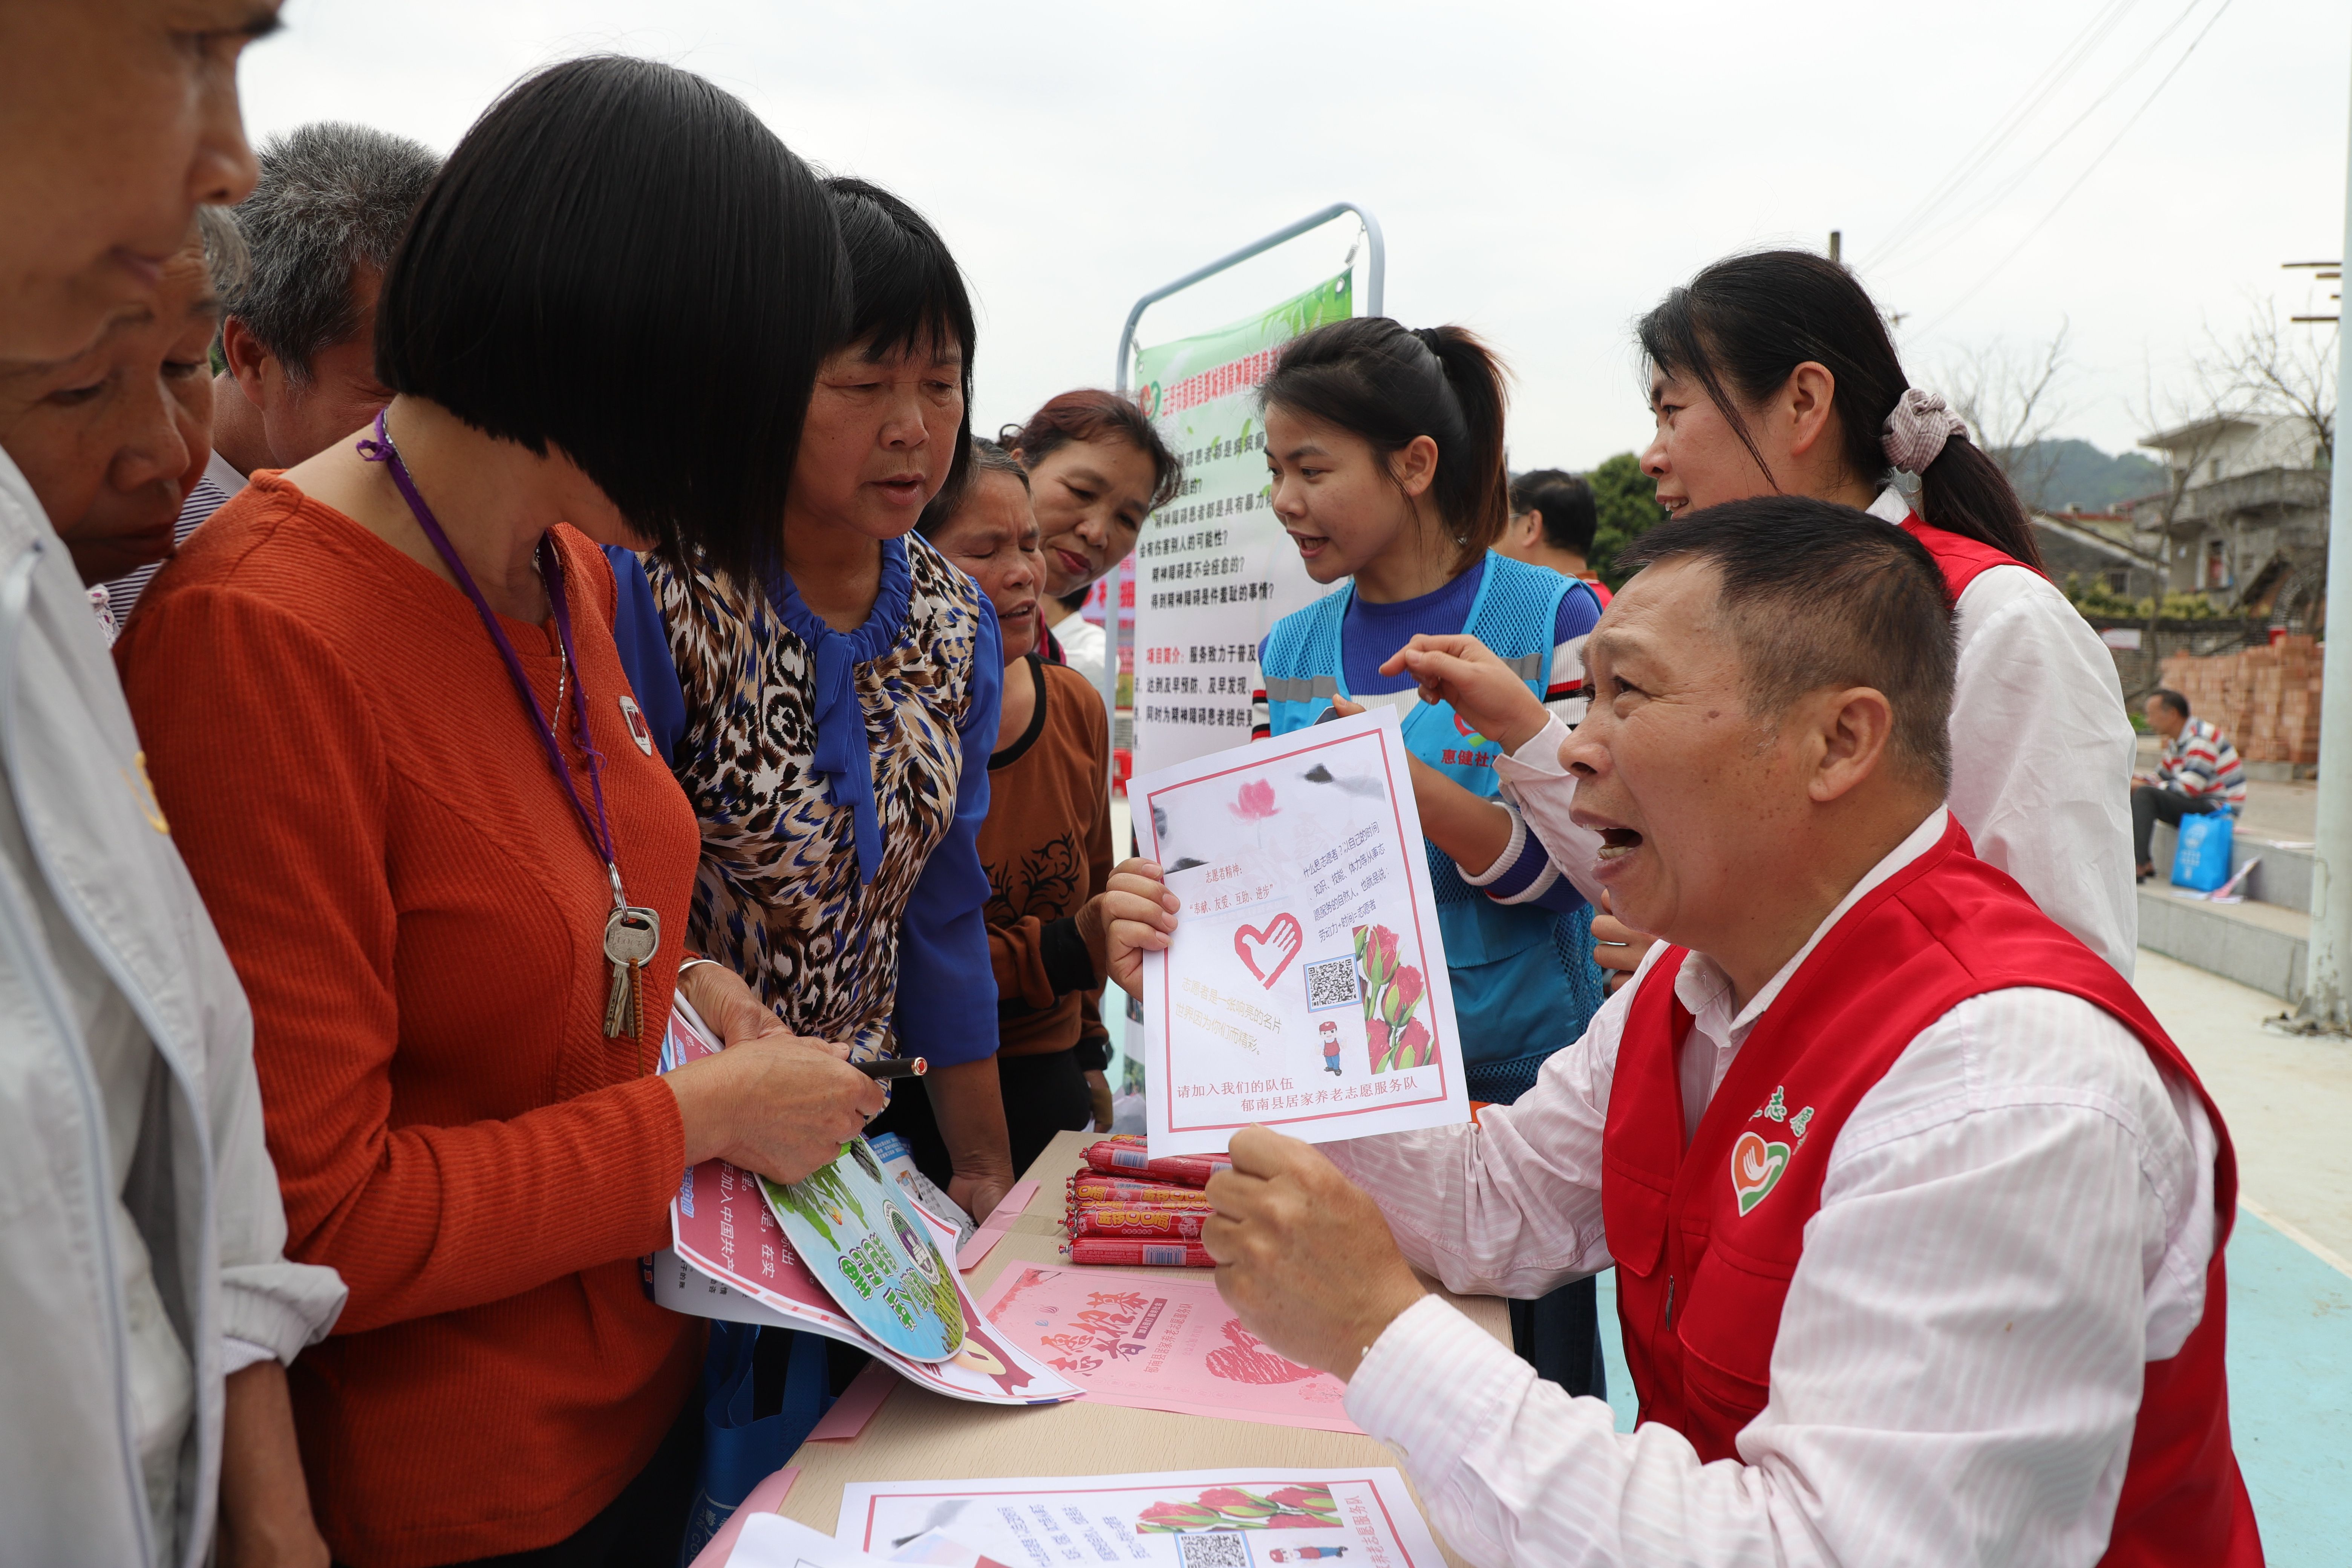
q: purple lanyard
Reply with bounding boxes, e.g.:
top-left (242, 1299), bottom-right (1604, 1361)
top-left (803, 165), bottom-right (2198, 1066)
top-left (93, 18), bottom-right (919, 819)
top-left (357, 410), bottom-right (625, 906)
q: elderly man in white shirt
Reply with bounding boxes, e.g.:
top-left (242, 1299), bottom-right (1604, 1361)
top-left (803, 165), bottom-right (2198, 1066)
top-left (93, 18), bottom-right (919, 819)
top-left (1109, 495), bottom-right (2256, 1568)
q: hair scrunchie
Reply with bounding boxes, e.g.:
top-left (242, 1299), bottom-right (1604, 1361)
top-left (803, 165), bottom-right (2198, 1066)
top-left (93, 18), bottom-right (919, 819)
top-left (1880, 387), bottom-right (1968, 475)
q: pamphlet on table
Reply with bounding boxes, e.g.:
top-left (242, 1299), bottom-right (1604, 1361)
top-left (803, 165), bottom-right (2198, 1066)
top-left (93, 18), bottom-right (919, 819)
top-left (1130, 706), bottom-right (1468, 1156)
top-left (651, 1002), bottom-right (1081, 1405)
top-left (726, 1511), bottom-right (894, 1568)
top-left (979, 1264), bottom-right (1360, 1433)
top-left (836, 1468), bottom-right (1445, 1568)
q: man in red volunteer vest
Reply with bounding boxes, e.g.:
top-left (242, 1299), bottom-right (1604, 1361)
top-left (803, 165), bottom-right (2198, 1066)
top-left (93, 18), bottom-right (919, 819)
top-left (1165, 496), bottom-right (2259, 1567)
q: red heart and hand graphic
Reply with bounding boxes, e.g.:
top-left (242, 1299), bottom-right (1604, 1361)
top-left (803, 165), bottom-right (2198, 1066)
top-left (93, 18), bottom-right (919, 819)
top-left (1234, 914), bottom-right (1303, 988)
top-left (1730, 1130), bottom-right (1791, 1215)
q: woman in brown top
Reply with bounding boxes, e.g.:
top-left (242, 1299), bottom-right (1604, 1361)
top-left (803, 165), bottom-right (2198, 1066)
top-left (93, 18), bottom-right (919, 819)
top-left (885, 440), bottom-right (1165, 1176)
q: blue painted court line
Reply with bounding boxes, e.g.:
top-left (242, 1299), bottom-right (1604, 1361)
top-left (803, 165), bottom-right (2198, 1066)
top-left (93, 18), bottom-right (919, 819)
top-left (1591, 1208), bottom-right (2350, 1563)
top-left (2223, 1207), bottom-right (2352, 1566)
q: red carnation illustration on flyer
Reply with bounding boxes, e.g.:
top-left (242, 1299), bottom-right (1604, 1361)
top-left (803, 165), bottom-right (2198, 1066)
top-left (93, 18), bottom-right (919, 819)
top-left (1136, 1484), bottom-right (1340, 1532)
top-left (1230, 779), bottom-right (1280, 821)
top-left (1355, 923), bottom-right (1434, 1073)
top-left (1204, 1317), bottom-right (1318, 1386)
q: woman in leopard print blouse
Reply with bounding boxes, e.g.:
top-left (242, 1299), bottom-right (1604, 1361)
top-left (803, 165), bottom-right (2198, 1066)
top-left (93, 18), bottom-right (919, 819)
top-left (613, 177), bottom-right (1017, 1219)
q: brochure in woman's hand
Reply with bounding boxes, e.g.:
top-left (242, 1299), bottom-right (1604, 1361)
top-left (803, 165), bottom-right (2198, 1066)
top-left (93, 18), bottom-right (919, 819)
top-left (760, 1138), bottom-right (968, 1363)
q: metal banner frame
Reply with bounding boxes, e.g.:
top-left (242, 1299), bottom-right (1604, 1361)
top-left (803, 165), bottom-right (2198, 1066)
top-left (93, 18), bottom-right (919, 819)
top-left (1092, 204), bottom-right (1385, 734)
top-left (1113, 202), bottom-right (1385, 395)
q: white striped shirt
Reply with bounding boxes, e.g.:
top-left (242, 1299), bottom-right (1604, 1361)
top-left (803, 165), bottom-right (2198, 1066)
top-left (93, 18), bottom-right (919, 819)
top-left (1329, 808), bottom-right (2218, 1568)
top-left (104, 448), bottom-right (244, 629)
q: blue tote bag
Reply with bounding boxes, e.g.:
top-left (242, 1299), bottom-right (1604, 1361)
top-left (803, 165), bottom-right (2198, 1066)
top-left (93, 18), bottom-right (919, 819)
top-left (2171, 807), bottom-right (2235, 893)
top-left (677, 1325), bottom-right (833, 1566)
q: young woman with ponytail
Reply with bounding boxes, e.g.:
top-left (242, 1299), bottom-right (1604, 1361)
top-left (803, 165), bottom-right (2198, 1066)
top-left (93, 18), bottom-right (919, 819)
top-left (1394, 250), bottom-right (2136, 980)
top-left (1249, 316), bottom-right (1609, 1397)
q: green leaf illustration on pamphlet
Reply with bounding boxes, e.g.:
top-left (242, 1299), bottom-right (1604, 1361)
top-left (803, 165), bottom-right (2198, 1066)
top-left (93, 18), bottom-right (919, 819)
top-left (759, 1136), bottom-right (967, 1362)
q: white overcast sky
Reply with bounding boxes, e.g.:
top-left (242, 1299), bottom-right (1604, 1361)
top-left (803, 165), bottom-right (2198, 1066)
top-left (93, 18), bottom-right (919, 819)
top-left (237, 0), bottom-right (2348, 470)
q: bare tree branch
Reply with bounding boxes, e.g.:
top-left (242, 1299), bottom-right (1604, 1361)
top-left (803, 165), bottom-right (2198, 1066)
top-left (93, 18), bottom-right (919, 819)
top-left (1937, 321), bottom-right (2075, 506)
top-left (2208, 300), bottom-right (2337, 466)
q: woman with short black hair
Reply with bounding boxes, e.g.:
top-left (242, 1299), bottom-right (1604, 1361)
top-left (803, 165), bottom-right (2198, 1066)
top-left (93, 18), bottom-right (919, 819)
top-left (613, 175), bottom-right (1020, 1223)
top-left (119, 57), bottom-right (884, 1565)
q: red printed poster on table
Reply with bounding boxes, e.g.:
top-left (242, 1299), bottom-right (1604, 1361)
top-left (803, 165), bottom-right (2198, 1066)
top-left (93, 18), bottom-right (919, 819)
top-left (1130, 706), bottom-right (1467, 1156)
top-left (980, 1263), bottom-right (1362, 1433)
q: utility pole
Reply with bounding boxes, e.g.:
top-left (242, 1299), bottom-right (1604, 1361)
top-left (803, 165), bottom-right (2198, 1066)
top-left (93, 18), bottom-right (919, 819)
top-left (2306, 41), bottom-right (2352, 1033)
top-left (1828, 230), bottom-right (1842, 263)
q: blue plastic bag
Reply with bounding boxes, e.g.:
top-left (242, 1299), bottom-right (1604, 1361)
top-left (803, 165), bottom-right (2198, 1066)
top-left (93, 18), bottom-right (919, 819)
top-left (2171, 807), bottom-right (2234, 892)
top-left (677, 1325), bottom-right (833, 1566)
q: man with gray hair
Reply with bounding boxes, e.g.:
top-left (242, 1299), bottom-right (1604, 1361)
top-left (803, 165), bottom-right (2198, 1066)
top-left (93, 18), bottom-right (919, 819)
top-left (107, 120), bottom-right (438, 617)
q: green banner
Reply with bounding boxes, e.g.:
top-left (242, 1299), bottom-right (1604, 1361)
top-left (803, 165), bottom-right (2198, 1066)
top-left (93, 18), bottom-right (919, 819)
top-left (1132, 272), bottom-right (1352, 424)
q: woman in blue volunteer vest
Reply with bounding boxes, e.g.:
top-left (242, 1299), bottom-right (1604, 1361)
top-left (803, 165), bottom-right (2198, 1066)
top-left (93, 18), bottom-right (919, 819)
top-left (1248, 316), bottom-right (1608, 1393)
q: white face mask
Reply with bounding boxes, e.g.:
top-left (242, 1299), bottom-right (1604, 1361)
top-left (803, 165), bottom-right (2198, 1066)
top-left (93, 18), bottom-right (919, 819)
top-left (1494, 727), bottom-right (1610, 908)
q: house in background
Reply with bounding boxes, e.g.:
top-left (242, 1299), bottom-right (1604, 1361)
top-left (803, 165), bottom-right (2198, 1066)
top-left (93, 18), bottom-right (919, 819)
top-left (2133, 413), bottom-right (2331, 626)
top-left (2031, 506), bottom-right (2166, 601)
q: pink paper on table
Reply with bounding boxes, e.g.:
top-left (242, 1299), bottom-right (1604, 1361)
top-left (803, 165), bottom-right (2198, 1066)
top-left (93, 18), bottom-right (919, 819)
top-left (955, 1179), bottom-right (1040, 1271)
top-left (805, 1359), bottom-right (896, 1441)
top-left (684, 1465), bottom-right (797, 1568)
top-left (979, 1264), bottom-right (1361, 1433)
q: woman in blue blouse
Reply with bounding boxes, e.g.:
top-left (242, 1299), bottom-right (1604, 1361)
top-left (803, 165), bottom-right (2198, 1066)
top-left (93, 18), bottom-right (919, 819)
top-left (612, 177), bottom-right (1015, 1219)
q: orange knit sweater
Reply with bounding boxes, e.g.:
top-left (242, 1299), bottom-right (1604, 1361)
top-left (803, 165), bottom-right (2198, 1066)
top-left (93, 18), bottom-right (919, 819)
top-left (117, 474), bottom-right (705, 1567)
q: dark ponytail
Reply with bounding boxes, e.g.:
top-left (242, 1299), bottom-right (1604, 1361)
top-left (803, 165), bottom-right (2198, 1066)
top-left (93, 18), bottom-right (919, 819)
top-left (1636, 250), bottom-right (2044, 571)
top-left (1259, 317), bottom-right (1510, 571)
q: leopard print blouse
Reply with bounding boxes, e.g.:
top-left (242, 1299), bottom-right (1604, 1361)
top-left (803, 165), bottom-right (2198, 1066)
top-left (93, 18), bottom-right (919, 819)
top-left (642, 534), bottom-right (990, 1061)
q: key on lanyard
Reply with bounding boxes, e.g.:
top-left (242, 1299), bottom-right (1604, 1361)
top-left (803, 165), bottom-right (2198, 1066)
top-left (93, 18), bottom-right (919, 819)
top-left (603, 906), bottom-right (662, 1045)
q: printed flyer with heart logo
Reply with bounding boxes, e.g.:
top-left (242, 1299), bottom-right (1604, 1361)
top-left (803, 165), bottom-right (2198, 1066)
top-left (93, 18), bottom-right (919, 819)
top-left (1130, 705), bottom-right (1467, 1155)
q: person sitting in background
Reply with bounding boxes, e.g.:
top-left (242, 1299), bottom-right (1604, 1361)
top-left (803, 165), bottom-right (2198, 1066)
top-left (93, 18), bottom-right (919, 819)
top-left (2132, 687), bottom-right (2246, 881)
top-left (0, 4), bottom-right (348, 1565)
top-left (914, 438), bottom-right (1168, 1168)
top-left (106, 121), bottom-right (441, 623)
top-left (1000, 388), bottom-right (1184, 667)
top-left (1498, 467), bottom-right (1610, 605)
top-left (0, 209), bottom-right (240, 643)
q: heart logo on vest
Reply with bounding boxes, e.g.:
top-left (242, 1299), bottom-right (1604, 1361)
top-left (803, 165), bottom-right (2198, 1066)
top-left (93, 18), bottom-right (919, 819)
top-left (1730, 1130), bottom-right (1791, 1215)
top-left (1234, 914), bottom-right (1303, 988)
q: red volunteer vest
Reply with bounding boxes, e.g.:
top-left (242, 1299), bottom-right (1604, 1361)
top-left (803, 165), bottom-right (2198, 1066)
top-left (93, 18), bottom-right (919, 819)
top-left (1898, 512), bottom-right (2033, 597)
top-left (1601, 818), bottom-right (2261, 1566)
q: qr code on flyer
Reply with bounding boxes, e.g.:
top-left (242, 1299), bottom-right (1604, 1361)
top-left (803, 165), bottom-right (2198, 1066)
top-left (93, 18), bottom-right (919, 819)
top-left (1304, 956), bottom-right (1357, 1012)
top-left (1176, 1534), bottom-right (1252, 1568)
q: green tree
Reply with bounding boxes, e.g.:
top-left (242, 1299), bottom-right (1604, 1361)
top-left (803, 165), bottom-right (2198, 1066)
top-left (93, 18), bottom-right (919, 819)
top-left (1585, 452), bottom-right (1667, 587)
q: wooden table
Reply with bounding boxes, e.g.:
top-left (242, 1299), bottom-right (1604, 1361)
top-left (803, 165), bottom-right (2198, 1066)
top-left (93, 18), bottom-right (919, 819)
top-left (773, 1130), bottom-right (1506, 1566)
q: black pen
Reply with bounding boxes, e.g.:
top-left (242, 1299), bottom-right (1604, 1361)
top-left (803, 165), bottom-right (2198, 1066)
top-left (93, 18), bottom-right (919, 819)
top-left (855, 1057), bottom-right (927, 1080)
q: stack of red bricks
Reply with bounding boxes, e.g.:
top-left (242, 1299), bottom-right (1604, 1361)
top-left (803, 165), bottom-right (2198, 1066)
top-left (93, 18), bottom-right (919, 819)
top-left (2159, 635), bottom-right (2323, 764)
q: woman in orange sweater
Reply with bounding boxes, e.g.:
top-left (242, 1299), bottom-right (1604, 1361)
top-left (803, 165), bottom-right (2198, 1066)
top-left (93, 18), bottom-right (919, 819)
top-left (115, 59), bottom-right (880, 1568)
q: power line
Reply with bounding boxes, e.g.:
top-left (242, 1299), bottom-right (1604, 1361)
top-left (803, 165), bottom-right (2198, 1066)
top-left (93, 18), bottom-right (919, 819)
top-left (1914, 0), bottom-right (2238, 338)
top-left (1874, 0), bottom-right (2143, 265)
top-left (1883, 0), bottom-right (2210, 269)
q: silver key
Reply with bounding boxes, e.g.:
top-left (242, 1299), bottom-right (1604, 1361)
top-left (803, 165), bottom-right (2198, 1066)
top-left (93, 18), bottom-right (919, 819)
top-left (604, 907), bottom-right (662, 966)
top-left (604, 908), bottom-right (660, 1040)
